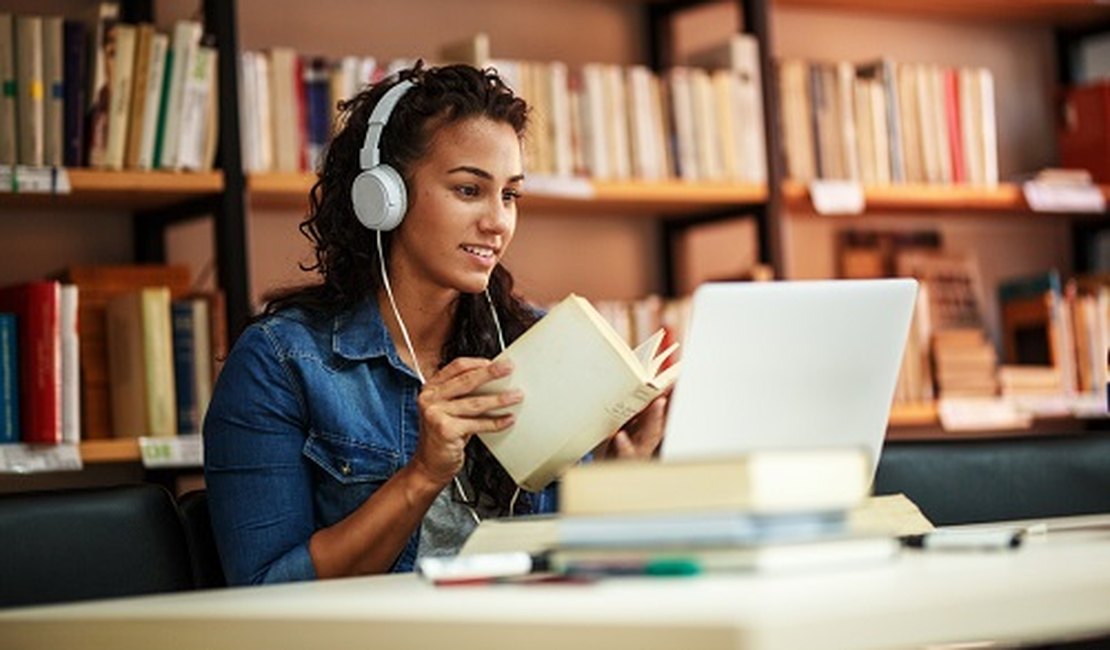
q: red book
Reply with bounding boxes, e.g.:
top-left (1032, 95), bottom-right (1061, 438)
top-left (944, 68), bottom-right (966, 184)
top-left (294, 55), bottom-right (309, 172)
top-left (0, 281), bottom-right (62, 443)
top-left (1059, 81), bottom-right (1110, 183)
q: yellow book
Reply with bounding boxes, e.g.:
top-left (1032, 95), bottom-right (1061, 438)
top-left (475, 294), bottom-right (680, 492)
top-left (559, 449), bottom-right (870, 517)
top-left (106, 288), bottom-right (177, 437)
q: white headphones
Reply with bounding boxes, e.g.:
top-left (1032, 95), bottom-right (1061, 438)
top-left (352, 78), bottom-right (417, 231)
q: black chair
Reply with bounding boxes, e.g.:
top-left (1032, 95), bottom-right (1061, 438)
top-left (874, 433), bottom-right (1110, 526)
top-left (0, 483), bottom-right (196, 608)
top-left (177, 489), bottom-right (227, 589)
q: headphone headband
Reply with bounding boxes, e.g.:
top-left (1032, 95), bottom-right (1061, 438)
top-left (359, 78), bottom-right (417, 170)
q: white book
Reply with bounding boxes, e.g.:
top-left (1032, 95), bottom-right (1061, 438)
top-left (158, 20), bottom-right (202, 169)
top-left (41, 16), bottom-right (63, 167)
top-left (603, 64), bottom-right (631, 181)
top-left (914, 64), bottom-right (941, 185)
top-left (268, 47), bottom-right (300, 172)
top-left (958, 67), bottom-right (982, 186)
top-left (60, 285), bottom-right (80, 445)
top-left (549, 61), bottom-right (573, 177)
top-left (733, 38), bottom-right (767, 184)
top-left (177, 45), bottom-right (215, 171)
top-left (712, 70), bottom-right (738, 181)
top-left (689, 67), bottom-right (723, 182)
top-left (580, 63), bottom-right (609, 180)
top-left (896, 62), bottom-right (923, 184)
top-left (102, 23), bottom-right (135, 170)
top-left (474, 295), bottom-right (680, 492)
top-left (253, 52), bottom-right (273, 172)
top-left (0, 13), bottom-right (16, 165)
top-left (869, 80), bottom-right (890, 185)
top-left (930, 65), bottom-right (952, 184)
top-left (238, 51), bottom-right (259, 172)
top-left (136, 31), bottom-right (167, 170)
top-left (627, 66), bottom-right (657, 181)
top-left (978, 67), bottom-right (998, 187)
top-left (836, 61), bottom-right (860, 182)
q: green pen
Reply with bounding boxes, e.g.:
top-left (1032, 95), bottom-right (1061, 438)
top-left (643, 557), bottom-right (702, 576)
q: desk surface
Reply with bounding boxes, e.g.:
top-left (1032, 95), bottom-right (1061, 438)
top-left (3, 523), bottom-right (1110, 650)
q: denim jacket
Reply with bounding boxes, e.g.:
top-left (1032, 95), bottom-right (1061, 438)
top-left (203, 297), bottom-right (557, 586)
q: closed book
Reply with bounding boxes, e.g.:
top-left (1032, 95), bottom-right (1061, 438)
top-left (0, 13), bottom-right (15, 165)
top-left (59, 285), bottom-right (79, 444)
top-left (475, 294), bottom-right (680, 492)
top-left (560, 449), bottom-right (870, 517)
top-left (15, 15), bottom-right (44, 167)
top-left (41, 15), bottom-right (63, 166)
top-left (550, 535), bottom-right (899, 574)
top-left (157, 20), bottom-right (202, 169)
top-left (101, 22), bottom-right (135, 170)
top-left (171, 300), bottom-right (198, 434)
top-left (106, 288), bottom-right (176, 437)
top-left (557, 510), bottom-right (847, 549)
top-left (84, 2), bottom-right (119, 169)
top-left (0, 281), bottom-right (62, 444)
top-left (134, 31), bottom-right (166, 169)
top-left (176, 44), bottom-right (215, 171)
top-left (62, 20), bottom-right (87, 167)
top-left (123, 23), bottom-right (153, 169)
top-left (0, 313), bottom-right (18, 443)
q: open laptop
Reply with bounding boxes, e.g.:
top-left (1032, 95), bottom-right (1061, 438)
top-left (660, 278), bottom-right (918, 480)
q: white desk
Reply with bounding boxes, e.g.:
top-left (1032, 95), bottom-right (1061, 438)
top-left (3, 525), bottom-right (1110, 650)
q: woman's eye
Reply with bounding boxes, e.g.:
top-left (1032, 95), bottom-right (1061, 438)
top-left (456, 185), bottom-right (480, 198)
top-left (502, 189), bottom-right (521, 203)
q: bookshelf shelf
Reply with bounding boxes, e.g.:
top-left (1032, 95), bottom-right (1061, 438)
top-left (774, 0), bottom-right (1110, 26)
top-left (888, 402), bottom-right (938, 427)
top-left (79, 439), bottom-right (140, 464)
top-left (0, 170), bottom-right (223, 211)
top-left (782, 181), bottom-right (1110, 216)
top-left (248, 172), bottom-right (769, 217)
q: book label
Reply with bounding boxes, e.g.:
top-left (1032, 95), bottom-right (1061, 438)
top-left (139, 434), bottom-right (202, 468)
top-left (0, 165), bottom-right (72, 193)
top-left (1022, 181), bottom-right (1105, 214)
top-left (809, 179), bottom-right (865, 215)
top-left (0, 443), bottom-right (82, 473)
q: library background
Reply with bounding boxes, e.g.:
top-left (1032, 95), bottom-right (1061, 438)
top-left (0, 0), bottom-right (1107, 504)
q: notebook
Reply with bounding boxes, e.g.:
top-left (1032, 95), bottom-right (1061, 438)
top-left (660, 279), bottom-right (918, 480)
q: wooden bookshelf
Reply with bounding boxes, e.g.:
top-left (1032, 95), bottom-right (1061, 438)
top-left (782, 180), bottom-right (1110, 216)
top-left (888, 402), bottom-right (939, 427)
top-left (0, 169), bottom-right (223, 211)
top-left (248, 172), bottom-right (768, 217)
top-left (775, 0), bottom-right (1110, 26)
top-left (79, 439), bottom-right (141, 464)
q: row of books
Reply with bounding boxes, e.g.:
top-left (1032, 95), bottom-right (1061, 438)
top-left (778, 58), bottom-right (998, 187)
top-left (0, 266), bottom-right (225, 445)
top-left (0, 5), bottom-right (217, 171)
top-left (237, 33), bottom-right (769, 184)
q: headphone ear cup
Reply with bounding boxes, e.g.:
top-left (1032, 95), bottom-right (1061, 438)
top-left (351, 164), bottom-right (408, 231)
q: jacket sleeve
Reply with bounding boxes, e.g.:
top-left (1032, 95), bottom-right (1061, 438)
top-left (203, 322), bottom-right (318, 585)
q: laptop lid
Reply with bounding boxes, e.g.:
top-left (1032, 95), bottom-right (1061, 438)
top-left (660, 278), bottom-right (918, 480)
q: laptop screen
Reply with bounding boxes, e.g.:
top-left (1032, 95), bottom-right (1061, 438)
top-left (660, 279), bottom-right (918, 481)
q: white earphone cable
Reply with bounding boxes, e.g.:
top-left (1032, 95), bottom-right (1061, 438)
top-left (377, 230), bottom-right (426, 385)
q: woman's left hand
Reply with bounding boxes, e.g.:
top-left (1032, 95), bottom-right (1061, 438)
top-left (595, 395), bottom-right (668, 460)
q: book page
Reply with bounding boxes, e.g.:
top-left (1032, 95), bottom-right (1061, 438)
top-left (849, 493), bottom-right (934, 537)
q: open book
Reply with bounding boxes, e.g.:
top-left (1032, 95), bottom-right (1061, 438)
top-left (475, 294), bottom-right (680, 492)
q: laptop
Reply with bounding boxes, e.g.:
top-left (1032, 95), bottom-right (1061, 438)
top-left (660, 278), bottom-right (918, 479)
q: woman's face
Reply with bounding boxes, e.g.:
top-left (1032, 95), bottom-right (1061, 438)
top-left (389, 116), bottom-right (523, 296)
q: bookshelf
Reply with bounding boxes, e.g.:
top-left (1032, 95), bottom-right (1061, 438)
top-left (782, 180), bottom-right (1110, 215)
top-left (0, 169), bottom-right (222, 210)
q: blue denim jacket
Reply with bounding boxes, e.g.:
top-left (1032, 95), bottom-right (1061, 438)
top-left (203, 297), bottom-right (557, 586)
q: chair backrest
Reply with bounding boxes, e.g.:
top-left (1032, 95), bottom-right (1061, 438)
top-left (874, 434), bottom-right (1110, 526)
top-left (177, 489), bottom-right (226, 589)
top-left (0, 483), bottom-right (196, 608)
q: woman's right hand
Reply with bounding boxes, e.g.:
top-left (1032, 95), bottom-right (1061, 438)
top-left (410, 357), bottom-right (522, 487)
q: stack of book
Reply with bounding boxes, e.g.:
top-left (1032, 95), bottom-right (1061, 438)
top-left (932, 328), bottom-right (999, 398)
top-left (546, 450), bottom-right (899, 575)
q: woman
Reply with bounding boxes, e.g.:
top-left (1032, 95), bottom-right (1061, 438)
top-left (204, 62), bottom-right (666, 585)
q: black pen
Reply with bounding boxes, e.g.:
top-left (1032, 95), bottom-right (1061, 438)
top-left (902, 528), bottom-right (1024, 551)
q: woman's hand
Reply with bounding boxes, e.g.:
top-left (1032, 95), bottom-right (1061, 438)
top-left (409, 357), bottom-right (522, 486)
top-left (595, 395), bottom-right (668, 460)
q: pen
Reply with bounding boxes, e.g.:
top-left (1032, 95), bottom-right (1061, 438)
top-left (902, 528), bottom-right (1024, 552)
top-left (559, 557), bottom-right (703, 577)
top-left (417, 551), bottom-right (551, 583)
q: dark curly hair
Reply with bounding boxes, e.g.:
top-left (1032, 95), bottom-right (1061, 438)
top-left (264, 62), bottom-right (540, 515)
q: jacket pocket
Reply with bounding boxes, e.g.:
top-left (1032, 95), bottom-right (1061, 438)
top-left (302, 430), bottom-right (400, 485)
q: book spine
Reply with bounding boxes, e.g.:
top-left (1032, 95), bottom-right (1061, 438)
top-left (15, 15), bottom-right (44, 167)
top-left (62, 20), bottom-right (87, 167)
top-left (171, 301), bottom-right (198, 435)
top-left (0, 282), bottom-right (62, 444)
top-left (0, 313), bottom-right (18, 443)
top-left (41, 16), bottom-right (63, 167)
top-left (60, 285), bottom-right (79, 444)
top-left (142, 288), bottom-right (176, 436)
top-left (0, 14), bottom-right (16, 165)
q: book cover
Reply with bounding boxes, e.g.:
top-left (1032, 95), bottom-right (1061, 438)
top-left (0, 313), bottom-right (18, 444)
top-left (124, 23), bottom-right (154, 169)
top-left (559, 449), bottom-right (869, 517)
top-left (158, 20), bottom-right (201, 169)
top-left (135, 31), bottom-right (167, 170)
top-left (0, 281), bottom-right (61, 444)
top-left (84, 1), bottom-right (119, 169)
top-left (101, 22), bottom-right (135, 170)
top-left (474, 294), bottom-right (680, 492)
top-left (171, 300), bottom-right (198, 435)
top-left (60, 285), bottom-right (79, 444)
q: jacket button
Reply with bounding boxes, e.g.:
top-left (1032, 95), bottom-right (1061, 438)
top-left (340, 461), bottom-right (352, 476)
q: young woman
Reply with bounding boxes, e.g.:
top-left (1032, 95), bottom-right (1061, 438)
top-left (204, 63), bottom-right (667, 586)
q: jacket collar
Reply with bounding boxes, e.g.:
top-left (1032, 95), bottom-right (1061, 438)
top-left (332, 297), bottom-right (420, 379)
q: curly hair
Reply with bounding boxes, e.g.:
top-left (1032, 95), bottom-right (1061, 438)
top-left (264, 62), bottom-right (540, 514)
